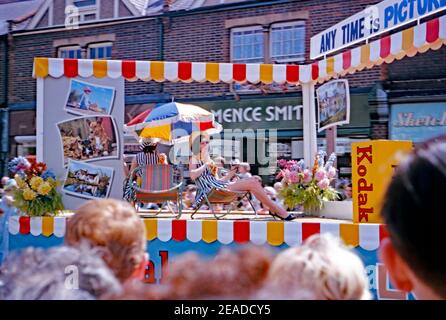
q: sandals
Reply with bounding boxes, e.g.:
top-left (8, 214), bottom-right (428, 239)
top-left (269, 212), bottom-right (302, 221)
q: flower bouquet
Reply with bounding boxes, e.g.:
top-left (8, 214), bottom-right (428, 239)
top-left (8, 157), bottom-right (64, 217)
top-left (277, 151), bottom-right (339, 214)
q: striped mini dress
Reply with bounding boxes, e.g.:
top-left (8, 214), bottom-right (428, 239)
top-left (193, 160), bottom-right (228, 208)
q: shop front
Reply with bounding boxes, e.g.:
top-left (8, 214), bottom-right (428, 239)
top-left (389, 102), bottom-right (446, 143)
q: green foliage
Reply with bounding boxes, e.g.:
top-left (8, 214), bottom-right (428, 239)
top-left (13, 188), bottom-right (64, 217)
top-left (279, 181), bottom-right (339, 213)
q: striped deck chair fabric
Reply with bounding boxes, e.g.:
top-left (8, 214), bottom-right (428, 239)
top-left (135, 165), bottom-right (179, 202)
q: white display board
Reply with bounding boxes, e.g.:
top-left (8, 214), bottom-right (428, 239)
top-left (37, 76), bottom-right (125, 210)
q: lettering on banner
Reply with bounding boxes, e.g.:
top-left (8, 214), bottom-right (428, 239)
top-left (356, 145), bottom-right (374, 223)
top-left (144, 250), bottom-right (169, 284)
top-left (311, 0), bottom-right (446, 59)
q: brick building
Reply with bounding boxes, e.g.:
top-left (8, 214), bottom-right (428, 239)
top-left (1, 0), bottom-right (446, 177)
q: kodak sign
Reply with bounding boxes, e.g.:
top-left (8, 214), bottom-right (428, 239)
top-left (352, 140), bottom-right (412, 223)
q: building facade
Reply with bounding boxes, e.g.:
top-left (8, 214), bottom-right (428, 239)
top-left (1, 0), bottom-right (446, 177)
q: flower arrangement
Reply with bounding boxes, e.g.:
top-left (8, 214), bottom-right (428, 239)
top-left (277, 151), bottom-right (339, 213)
top-left (8, 157), bottom-right (64, 216)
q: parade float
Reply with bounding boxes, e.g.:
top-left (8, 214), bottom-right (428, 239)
top-left (6, 0), bottom-right (446, 299)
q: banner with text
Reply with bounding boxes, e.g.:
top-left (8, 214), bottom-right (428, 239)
top-left (310, 0), bottom-right (446, 59)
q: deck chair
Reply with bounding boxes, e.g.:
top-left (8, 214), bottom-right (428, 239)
top-left (128, 164), bottom-right (184, 219)
top-left (191, 188), bottom-right (257, 220)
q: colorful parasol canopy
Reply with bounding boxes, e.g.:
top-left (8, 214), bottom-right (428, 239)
top-left (124, 102), bottom-right (222, 144)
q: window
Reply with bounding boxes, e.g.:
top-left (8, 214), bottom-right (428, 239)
top-left (68, 0), bottom-right (99, 22)
top-left (270, 22), bottom-right (305, 62)
top-left (231, 26), bottom-right (264, 63)
top-left (88, 42), bottom-right (112, 59)
top-left (58, 46), bottom-right (82, 59)
top-left (73, 0), bottom-right (97, 9)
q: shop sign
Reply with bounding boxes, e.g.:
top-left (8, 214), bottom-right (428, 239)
top-left (194, 97), bottom-right (303, 130)
top-left (390, 102), bottom-right (446, 142)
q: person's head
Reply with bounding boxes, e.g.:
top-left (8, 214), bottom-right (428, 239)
top-left (273, 182), bottom-right (283, 192)
top-left (344, 183), bottom-right (352, 199)
top-left (239, 162), bottom-right (251, 174)
top-left (214, 157), bottom-right (225, 168)
top-left (189, 132), bottom-right (210, 158)
top-left (0, 244), bottom-right (121, 300)
top-left (3, 179), bottom-right (17, 194)
top-left (263, 234), bottom-right (370, 300)
top-left (139, 138), bottom-right (158, 154)
top-left (150, 246), bottom-right (273, 299)
top-left (185, 184), bottom-right (197, 195)
top-left (380, 138), bottom-right (446, 299)
top-left (65, 199), bottom-right (147, 282)
top-left (264, 186), bottom-right (277, 200)
top-left (1, 176), bottom-right (10, 188)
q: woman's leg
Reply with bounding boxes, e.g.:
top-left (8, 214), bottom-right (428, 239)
top-left (227, 178), bottom-right (289, 218)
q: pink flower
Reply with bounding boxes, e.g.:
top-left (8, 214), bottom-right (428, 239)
top-left (317, 178), bottom-right (330, 190)
top-left (315, 168), bottom-right (327, 182)
top-left (302, 169), bottom-right (312, 184)
top-left (278, 159), bottom-right (288, 169)
top-left (327, 166), bottom-right (337, 179)
top-left (287, 171), bottom-right (300, 184)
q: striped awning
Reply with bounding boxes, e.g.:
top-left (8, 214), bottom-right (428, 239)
top-left (313, 15), bottom-right (446, 84)
top-left (33, 15), bottom-right (445, 85)
top-left (33, 57), bottom-right (313, 84)
top-left (9, 216), bottom-right (387, 250)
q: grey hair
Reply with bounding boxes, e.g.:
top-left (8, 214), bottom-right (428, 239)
top-left (0, 243), bottom-right (122, 300)
top-left (263, 234), bottom-right (371, 300)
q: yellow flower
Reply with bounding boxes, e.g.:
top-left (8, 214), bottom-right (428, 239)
top-left (14, 175), bottom-right (28, 189)
top-left (23, 188), bottom-right (37, 201)
top-left (30, 176), bottom-right (43, 191)
top-left (47, 177), bottom-right (57, 188)
top-left (37, 182), bottom-right (52, 196)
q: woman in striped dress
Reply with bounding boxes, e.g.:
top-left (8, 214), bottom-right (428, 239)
top-left (189, 133), bottom-right (297, 220)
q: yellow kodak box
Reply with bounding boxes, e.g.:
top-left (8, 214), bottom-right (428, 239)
top-left (352, 140), bottom-right (413, 223)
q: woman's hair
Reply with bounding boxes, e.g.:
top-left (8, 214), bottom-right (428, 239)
top-left (65, 199), bottom-right (146, 282)
top-left (0, 244), bottom-right (122, 300)
top-left (189, 132), bottom-right (209, 157)
top-left (262, 234), bottom-right (370, 300)
top-left (381, 138), bottom-right (446, 298)
top-left (116, 246), bottom-right (273, 300)
top-left (139, 138), bottom-right (157, 154)
top-left (141, 144), bottom-right (157, 154)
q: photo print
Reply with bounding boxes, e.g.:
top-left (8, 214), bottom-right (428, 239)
top-left (63, 160), bottom-right (114, 200)
top-left (57, 115), bottom-right (120, 165)
top-left (65, 79), bottom-right (115, 116)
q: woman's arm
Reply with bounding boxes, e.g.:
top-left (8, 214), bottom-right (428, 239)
top-left (220, 167), bottom-right (238, 182)
top-left (189, 161), bottom-right (208, 181)
top-left (129, 158), bottom-right (137, 175)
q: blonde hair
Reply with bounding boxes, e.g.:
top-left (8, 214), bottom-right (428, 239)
top-left (189, 132), bottom-right (211, 161)
top-left (65, 199), bottom-right (146, 282)
top-left (265, 234), bottom-right (371, 300)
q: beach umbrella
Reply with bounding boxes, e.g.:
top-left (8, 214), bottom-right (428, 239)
top-left (124, 102), bottom-right (222, 144)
